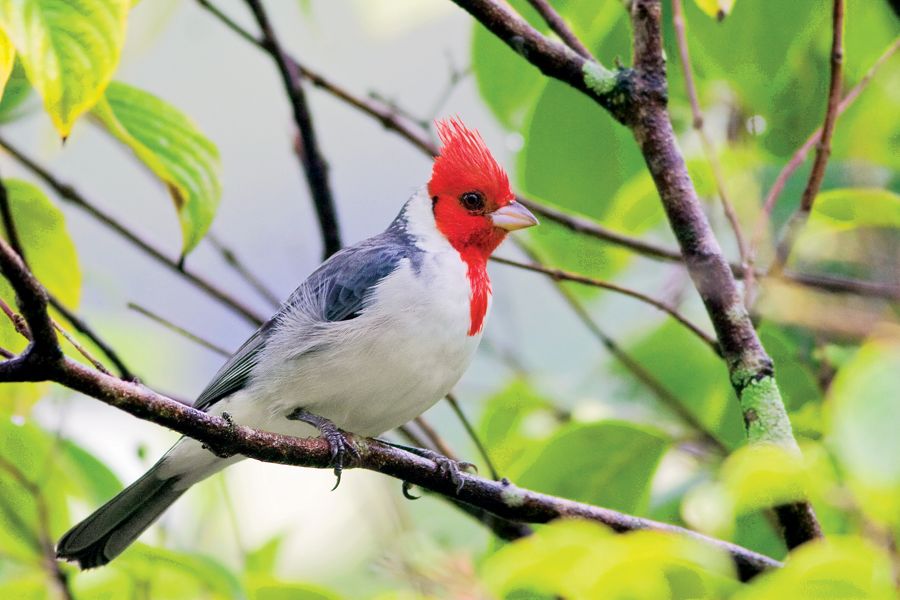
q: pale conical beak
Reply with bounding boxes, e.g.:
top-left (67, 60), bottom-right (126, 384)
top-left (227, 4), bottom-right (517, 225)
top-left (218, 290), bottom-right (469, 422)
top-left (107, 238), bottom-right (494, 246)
top-left (490, 201), bottom-right (539, 231)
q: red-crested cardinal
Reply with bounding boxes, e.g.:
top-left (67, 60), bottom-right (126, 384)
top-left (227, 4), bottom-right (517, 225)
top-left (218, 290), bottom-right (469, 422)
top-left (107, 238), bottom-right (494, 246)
top-left (57, 118), bottom-right (538, 568)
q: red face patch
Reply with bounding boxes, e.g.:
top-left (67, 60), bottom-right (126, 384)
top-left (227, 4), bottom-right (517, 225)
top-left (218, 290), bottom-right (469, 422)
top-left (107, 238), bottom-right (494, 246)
top-left (428, 118), bottom-right (513, 336)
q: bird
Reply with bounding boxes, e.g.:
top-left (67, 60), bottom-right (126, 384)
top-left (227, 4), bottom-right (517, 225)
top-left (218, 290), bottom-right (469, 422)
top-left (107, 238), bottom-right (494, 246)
top-left (56, 117), bottom-right (538, 569)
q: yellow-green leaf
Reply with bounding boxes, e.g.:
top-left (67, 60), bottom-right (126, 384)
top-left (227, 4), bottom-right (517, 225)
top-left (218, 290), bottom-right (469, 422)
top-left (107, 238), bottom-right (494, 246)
top-left (93, 81), bottom-right (221, 254)
top-left (693, 0), bottom-right (735, 20)
top-left (811, 188), bottom-right (900, 231)
top-left (0, 179), bottom-right (81, 415)
top-left (733, 536), bottom-right (896, 600)
top-left (0, 27), bottom-right (13, 101)
top-left (826, 334), bottom-right (900, 528)
top-left (0, 0), bottom-right (129, 138)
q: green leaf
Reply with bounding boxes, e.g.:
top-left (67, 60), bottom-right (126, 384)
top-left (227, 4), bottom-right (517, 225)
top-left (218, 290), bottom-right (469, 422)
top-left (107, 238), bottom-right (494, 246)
top-left (0, 179), bottom-right (80, 415)
top-left (93, 81), bottom-right (222, 254)
top-left (624, 320), bottom-right (744, 450)
top-left (57, 439), bottom-right (122, 505)
top-left (810, 188), bottom-right (900, 231)
top-left (758, 324), bottom-right (821, 414)
top-left (245, 535), bottom-right (284, 575)
top-left (826, 335), bottom-right (900, 528)
top-left (692, 0), bottom-right (735, 20)
top-left (471, 0), bottom-right (546, 130)
top-left (733, 536), bottom-right (896, 600)
top-left (511, 421), bottom-right (669, 514)
top-left (519, 80), bottom-right (645, 284)
top-left (0, 0), bottom-right (129, 137)
top-left (483, 520), bottom-right (736, 600)
top-left (477, 379), bottom-right (559, 473)
top-left (113, 544), bottom-right (246, 599)
top-left (247, 578), bottom-right (343, 600)
top-left (0, 58), bottom-right (32, 122)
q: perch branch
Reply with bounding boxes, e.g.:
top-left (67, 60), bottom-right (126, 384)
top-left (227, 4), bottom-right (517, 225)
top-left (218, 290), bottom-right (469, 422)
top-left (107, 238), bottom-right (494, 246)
top-left (0, 228), bottom-right (778, 581)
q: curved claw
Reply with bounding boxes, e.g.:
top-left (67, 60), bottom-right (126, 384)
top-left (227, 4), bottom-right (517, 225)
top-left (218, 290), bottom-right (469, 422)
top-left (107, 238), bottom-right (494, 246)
top-left (402, 480), bottom-right (420, 500)
top-left (323, 430), bottom-right (359, 491)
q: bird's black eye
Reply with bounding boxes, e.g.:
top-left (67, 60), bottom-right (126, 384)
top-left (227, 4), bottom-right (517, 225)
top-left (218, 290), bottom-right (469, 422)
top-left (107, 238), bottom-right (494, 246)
top-left (460, 191), bottom-right (485, 212)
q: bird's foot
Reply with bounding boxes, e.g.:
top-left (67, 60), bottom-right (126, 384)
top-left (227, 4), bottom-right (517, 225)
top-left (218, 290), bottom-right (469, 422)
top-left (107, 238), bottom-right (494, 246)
top-left (286, 408), bottom-right (359, 490)
top-left (378, 440), bottom-right (475, 495)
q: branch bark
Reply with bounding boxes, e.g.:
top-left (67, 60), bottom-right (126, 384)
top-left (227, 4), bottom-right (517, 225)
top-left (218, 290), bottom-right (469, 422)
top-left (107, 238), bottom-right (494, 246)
top-left (243, 0), bottom-right (342, 259)
top-left (0, 135), bottom-right (266, 326)
top-left (0, 224), bottom-right (779, 581)
top-left (192, 0), bottom-right (897, 303)
top-left (448, 0), bottom-right (822, 546)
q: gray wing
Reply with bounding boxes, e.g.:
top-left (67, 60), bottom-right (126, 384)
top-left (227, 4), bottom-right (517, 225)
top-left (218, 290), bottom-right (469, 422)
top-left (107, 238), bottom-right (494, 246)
top-left (193, 318), bottom-right (275, 411)
top-left (193, 225), bottom-right (419, 412)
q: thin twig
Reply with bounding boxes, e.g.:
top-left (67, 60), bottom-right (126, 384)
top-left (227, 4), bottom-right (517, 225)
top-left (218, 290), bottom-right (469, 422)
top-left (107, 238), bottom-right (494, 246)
top-left (0, 227), bottom-right (777, 580)
top-left (0, 135), bottom-right (266, 326)
top-left (492, 254), bottom-right (720, 354)
top-left (243, 0), bottom-right (342, 259)
top-left (46, 295), bottom-right (136, 380)
top-left (0, 457), bottom-right (74, 600)
top-left (52, 319), bottom-right (112, 375)
top-left (412, 416), bottom-right (457, 459)
top-left (191, 0), bottom-right (895, 303)
top-left (0, 346), bottom-right (13, 359)
top-left (128, 302), bottom-right (231, 358)
top-left (206, 234), bottom-right (281, 308)
top-left (446, 393), bottom-right (500, 480)
top-left (1, 165), bottom-right (135, 378)
top-left (513, 240), bottom-right (727, 455)
top-left (526, 0), bottom-right (593, 59)
top-left (671, 0), bottom-right (749, 269)
top-left (747, 36), bottom-right (897, 297)
top-left (0, 295), bottom-right (31, 340)
top-left (195, 0), bottom-right (436, 156)
top-left (768, 0), bottom-right (845, 277)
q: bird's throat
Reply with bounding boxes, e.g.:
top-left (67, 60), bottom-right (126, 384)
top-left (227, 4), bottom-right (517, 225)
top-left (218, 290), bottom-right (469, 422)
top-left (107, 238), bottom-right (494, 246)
top-left (458, 249), bottom-right (490, 337)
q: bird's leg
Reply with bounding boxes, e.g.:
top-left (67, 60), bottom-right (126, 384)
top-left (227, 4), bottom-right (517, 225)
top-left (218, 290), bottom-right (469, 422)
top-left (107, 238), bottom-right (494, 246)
top-left (286, 408), bottom-right (359, 490)
top-left (377, 439), bottom-right (476, 494)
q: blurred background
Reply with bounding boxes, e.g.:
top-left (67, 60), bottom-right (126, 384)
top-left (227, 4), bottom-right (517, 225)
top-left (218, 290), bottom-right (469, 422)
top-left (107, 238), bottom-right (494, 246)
top-left (0, 0), bottom-right (898, 598)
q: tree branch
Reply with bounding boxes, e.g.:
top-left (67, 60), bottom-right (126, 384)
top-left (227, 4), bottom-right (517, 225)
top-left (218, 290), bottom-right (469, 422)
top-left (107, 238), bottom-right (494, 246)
top-left (513, 239), bottom-right (727, 455)
top-left (50, 356), bottom-right (782, 581)
top-left (526, 0), bottom-right (594, 59)
top-left (670, 0), bottom-right (749, 270)
top-left (491, 255), bottom-right (720, 354)
top-left (206, 234), bottom-right (281, 308)
top-left (0, 135), bottom-right (266, 326)
top-left (192, 0), bottom-right (895, 304)
top-left (768, 0), bottom-right (845, 277)
top-left (625, 0), bottom-right (822, 545)
top-left (0, 231), bottom-right (779, 581)
top-left (242, 0), bottom-right (342, 259)
top-left (444, 0), bottom-right (821, 544)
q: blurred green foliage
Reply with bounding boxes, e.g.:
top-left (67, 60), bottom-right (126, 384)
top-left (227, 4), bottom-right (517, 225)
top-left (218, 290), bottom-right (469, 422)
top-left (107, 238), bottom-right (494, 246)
top-left (0, 0), bottom-right (898, 598)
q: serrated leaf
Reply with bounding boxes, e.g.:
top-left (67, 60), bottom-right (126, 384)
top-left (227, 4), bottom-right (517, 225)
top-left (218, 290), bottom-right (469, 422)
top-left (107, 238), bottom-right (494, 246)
top-left (0, 27), bottom-right (13, 101)
top-left (93, 81), bottom-right (221, 254)
top-left (0, 179), bottom-right (80, 415)
top-left (0, 0), bottom-right (129, 137)
top-left (511, 421), bottom-right (669, 514)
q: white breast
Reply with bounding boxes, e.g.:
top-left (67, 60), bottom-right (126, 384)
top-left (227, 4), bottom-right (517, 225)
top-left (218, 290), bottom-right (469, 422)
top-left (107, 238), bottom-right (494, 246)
top-left (237, 190), bottom-right (487, 438)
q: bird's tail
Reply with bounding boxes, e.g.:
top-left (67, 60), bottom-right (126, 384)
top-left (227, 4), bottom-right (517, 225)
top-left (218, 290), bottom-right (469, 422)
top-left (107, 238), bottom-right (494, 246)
top-left (56, 460), bottom-right (187, 569)
top-left (56, 436), bottom-right (235, 569)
